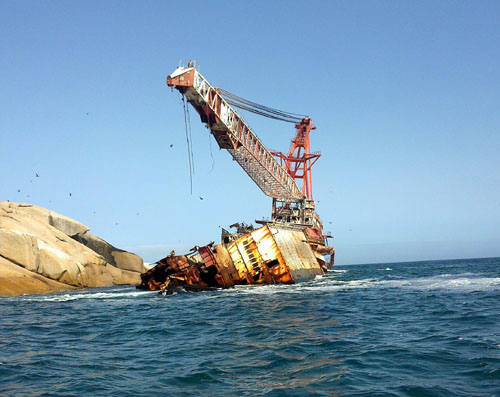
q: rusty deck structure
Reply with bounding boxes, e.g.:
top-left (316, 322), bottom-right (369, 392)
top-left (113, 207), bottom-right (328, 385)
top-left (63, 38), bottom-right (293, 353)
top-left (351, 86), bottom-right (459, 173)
top-left (137, 223), bottom-right (334, 294)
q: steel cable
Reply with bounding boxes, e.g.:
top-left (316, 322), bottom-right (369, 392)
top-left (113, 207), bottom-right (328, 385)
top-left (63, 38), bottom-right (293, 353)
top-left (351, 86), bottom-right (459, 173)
top-left (224, 99), bottom-right (301, 123)
top-left (220, 88), bottom-right (305, 118)
top-left (219, 88), bottom-right (305, 123)
top-left (225, 97), bottom-right (301, 121)
top-left (182, 95), bottom-right (194, 194)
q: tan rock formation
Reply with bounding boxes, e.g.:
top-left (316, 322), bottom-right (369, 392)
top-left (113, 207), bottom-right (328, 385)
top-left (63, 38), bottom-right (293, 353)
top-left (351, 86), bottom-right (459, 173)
top-left (0, 201), bottom-right (143, 296)
top-left (3, 202), bottom-right (89, 236)
top-left (73, 231), bottom-right (146, 273)
top-left (0, 256), bottom-right (76, 296)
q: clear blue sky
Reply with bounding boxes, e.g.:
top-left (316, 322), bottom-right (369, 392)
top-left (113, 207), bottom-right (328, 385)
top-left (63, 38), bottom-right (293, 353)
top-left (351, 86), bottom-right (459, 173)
top-left (1, 1), bottom-right (499, 265)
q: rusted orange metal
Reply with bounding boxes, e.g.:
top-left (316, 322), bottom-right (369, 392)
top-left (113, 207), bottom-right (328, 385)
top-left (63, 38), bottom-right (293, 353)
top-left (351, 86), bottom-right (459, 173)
top-left (166, 67), bottom-right (195, 88)
top-left (137, 223), bottom-right (334, 294)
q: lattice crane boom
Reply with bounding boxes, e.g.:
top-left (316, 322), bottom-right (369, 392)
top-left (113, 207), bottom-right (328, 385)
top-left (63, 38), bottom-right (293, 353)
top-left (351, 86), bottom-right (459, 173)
top-left (167, 66), bottom-right (305, 202)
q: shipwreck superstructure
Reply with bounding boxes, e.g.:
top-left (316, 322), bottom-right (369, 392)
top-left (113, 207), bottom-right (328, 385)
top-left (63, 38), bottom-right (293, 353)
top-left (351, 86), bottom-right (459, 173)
top-left (137, 63), bottom-right (334, 294)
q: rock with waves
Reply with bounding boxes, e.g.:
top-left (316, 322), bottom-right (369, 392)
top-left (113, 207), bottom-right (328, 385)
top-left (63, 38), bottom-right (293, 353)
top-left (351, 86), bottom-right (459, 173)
top-left (0, 201), bottom-right (146, 296)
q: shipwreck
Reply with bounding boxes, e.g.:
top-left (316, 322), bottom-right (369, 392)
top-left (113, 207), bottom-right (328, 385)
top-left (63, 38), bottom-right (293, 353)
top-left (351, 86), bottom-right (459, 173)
top-left (137, 62), bottom-right (334, 294)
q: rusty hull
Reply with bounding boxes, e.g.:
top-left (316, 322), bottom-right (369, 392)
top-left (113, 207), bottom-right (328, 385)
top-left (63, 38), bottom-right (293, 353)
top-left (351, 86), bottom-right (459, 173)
top-left (137, 223), bottom-right (334, 294)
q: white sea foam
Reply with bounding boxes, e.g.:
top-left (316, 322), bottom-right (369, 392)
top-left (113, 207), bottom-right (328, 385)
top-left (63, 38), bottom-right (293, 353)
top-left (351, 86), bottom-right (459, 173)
top-left (320, 273), bottom-right (500, 293)
top-left (399, 274), bottom-right (500, 292)
top-left (18, 272), bottom-right (499, 301)
top-left (28, 289), bottom-right (156, 302)
top-left (229, 273), bottom-right (500, 295)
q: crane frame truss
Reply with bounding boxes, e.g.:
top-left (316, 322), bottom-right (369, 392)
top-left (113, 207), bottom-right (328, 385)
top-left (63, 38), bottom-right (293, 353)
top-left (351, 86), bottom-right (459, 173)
top-left (271, 118), bottom-right (321, 201)
top-left (167, 66), bottom-right (305, 202)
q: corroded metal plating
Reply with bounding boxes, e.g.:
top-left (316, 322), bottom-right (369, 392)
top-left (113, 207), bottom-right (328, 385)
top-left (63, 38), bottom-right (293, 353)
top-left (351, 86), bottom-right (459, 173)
top-left (137, 224), bottom-right (334, 294)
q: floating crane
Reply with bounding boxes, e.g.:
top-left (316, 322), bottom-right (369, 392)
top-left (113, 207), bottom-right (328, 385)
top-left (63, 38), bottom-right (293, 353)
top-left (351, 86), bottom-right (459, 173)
top-left (137, 63), bottom-right (333, 294)
top-left (166, 64), bottom-right (323, 233)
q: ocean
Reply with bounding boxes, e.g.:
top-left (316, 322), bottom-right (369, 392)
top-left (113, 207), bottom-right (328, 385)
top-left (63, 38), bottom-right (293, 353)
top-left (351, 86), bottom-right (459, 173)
top-left (0, 257), bottom-right (499, 396)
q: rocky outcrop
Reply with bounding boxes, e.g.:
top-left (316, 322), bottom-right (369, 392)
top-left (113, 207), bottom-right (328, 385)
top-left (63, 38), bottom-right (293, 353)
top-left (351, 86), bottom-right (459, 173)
top-left (73, 232), bottom-right (146, 273)
top-left (0, 255), bottom-right (76, 296)
top-left (0, 201), bottom-right (144, 296)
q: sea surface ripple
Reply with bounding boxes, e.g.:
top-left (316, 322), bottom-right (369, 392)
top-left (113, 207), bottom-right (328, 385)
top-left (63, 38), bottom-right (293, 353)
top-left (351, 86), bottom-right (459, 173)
top-left (1, 257), bottom-right (499, 396)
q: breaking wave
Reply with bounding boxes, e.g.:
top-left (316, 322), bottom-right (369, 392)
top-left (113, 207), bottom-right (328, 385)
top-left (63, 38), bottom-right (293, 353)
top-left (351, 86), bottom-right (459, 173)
top-left (231, 272), bottom-right (500, 295)
top-left (23, 289), bottom-right (156, 302)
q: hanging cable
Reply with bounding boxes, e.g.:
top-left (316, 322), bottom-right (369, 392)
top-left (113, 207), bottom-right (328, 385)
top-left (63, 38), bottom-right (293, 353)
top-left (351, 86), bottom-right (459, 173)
top-left (224, 99), bottom-right (301, 123)
top-left (220, 88), bottom-right (305, 118)
top-left (208, 131), bottom-right (215, 173)
top-left (182, 95), bottom-right (193, 194)
top-left (219, 88), bottom-right (306, 123)
top-left (186, 99), bottom-right (195, 175)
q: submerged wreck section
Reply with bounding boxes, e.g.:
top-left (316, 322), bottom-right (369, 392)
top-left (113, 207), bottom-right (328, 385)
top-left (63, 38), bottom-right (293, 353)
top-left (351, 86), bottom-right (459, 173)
top-left (137, 223), bottom-right (334, 294)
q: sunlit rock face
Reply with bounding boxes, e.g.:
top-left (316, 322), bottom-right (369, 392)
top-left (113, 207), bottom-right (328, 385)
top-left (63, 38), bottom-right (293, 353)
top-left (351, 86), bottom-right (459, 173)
top-left (0, 201), bottom-right (144, 296)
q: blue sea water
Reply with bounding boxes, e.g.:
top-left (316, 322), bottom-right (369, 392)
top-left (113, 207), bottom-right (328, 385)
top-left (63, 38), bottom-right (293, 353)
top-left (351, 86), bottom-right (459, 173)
top-left (0, 257), bottom-right (499, 396)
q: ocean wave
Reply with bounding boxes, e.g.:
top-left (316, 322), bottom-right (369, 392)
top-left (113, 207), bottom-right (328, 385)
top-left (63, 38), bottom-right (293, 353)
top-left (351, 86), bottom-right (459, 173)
top-left (229, 273), bottom-right (500, 295)
top-left (14, 273), bottom-right (499, 302)
top-left (26, 289), bottom-right (156, 302)
top-left (325, 274), bottom-right (500, 293)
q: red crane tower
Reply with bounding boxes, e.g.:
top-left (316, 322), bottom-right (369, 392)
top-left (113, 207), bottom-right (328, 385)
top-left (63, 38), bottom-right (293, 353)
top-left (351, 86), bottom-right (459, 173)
top-left (271, 117), bottom-right (320, 201)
